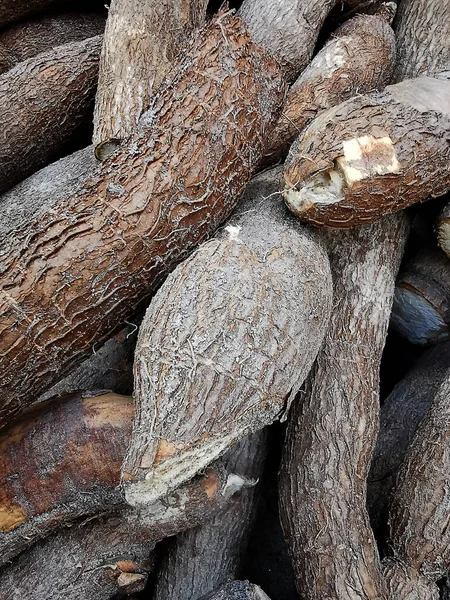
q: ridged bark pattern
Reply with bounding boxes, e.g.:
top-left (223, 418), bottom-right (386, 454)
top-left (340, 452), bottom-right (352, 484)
top-left (0, 12), bottom-right (286, 428)
top-left (93, 0), bottom-right (208, 151)
top-left (279, 214), bottom-right (408, 600)
top-left (122, 168), bottom-right (332, 506)
top-left (283, 77), bottom-right (450, 228)
top-left (154, 430), bottom-right (268, 600)
top-left (0, 12), bottom-right (105, 74)
top-left (260, 8), bottom-right (395, 168)
top-left (0, 35), bottom-right (102, 193)
top-left (0, 392), bottom-right (132, 566)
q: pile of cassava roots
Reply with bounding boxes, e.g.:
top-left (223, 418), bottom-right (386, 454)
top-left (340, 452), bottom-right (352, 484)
top-left (0, 0), bottom-right (449, 598)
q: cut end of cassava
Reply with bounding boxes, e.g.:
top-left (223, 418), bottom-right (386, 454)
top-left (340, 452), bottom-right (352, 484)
top-left (283, 167), bottom-right (345, 216)
top-left (94, 138), bottom-right (121, 161)
top-left (124, 433), bottom-right (239, 507)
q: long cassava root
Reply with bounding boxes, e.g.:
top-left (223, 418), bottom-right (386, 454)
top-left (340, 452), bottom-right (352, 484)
top-left (283, 76), bottom-right (450, 228)
top-left (122, 167), bottom-right (332, 506)
top-left (0, 9), bottom-right (286, 428)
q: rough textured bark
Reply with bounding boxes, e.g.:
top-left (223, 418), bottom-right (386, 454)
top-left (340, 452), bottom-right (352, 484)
top-left (0, 11), bottom-right (289, 428)
top-left (259, 5), bottom-right (396, 169)
top-left (154, 430), bottom-right (268, 600)
top-left (390, 248), bottom-right (450, 345)
top-left (368, 342), bottom-right (450, 539)
top-left (239, 0), bottom-right (345, 81)
top-left (436, 202), bottom-right (450, 260)
top-left (0, 145), bottom-right (96, 239)
top-left (0, 12), bottom-right (105, 74)
top-left (122, 168), bottom-right (332, 506)
top-left (37, 319), bottom-right (139, 401)
top-left (394, 0), bottom-right (450, 82)
top-left (0, 391), bottom-right (133, 566)
top-left (279, 214), bottom-right (408, 600)
top-left (383, 373), bottom-right (450, 599)
top-left (0, 35), bottom-right (101, 193)
top-left (201, 581), bottom-right (271, 600)
top-left (283, 76), bottom-right (450, 228)
top-left (93, 0), bottom-right (208, 156)
top-left (0, 464), bottom-right (246, 600)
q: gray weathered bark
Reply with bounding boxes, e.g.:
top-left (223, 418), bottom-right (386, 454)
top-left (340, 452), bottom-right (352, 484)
top-left (154, 430), bottom-right (268, 600)
top-left (122, 167), bottom-right (332, 507)
top-left (0, 462), bottom-right (247, 600)
top-left (279, 214), bottom-right (408, 600)
top-left (200, 581), bottom-right (271, 600)
top-left (394, 0), bottom-right (450, 82)
top-left (0, 12), bottom-right (105, 74)
top-left (0, 35), bottom-right (102, 193)
top-left (368, 342), bottom-right (450, 538)
top-left (93, 0), bottom-right (208, 156)
top-left (390, 248), bottom-right (450, 345)
top-left (259, 4), bottom-right (396, 169)
top-left (383, 373), bottom-right (450, 599)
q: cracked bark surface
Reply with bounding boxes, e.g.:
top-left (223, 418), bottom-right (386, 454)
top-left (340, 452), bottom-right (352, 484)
top-left (0, 12), bottom-right (105, 74)
top-left (0, 11), bottom-right (287, 428)
top-left (0, 35), bottom-right (102, 193)
top-left (153, 430), bottom-right (268, 600)
top-left (93, 0), bottom-right (208, 155)
top-left (283, 76), bottom-right (450, 228)
top-left (122, 168), bottom-right (332, 506)
top-left (279, 214), bottom-right (408, 600)
top-left (260, 5), bottom-right (396, 169)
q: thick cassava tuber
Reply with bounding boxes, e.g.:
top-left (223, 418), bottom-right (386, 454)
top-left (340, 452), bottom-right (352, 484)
top-left (201, 581), bottom-right (271, 600)
top-left (0, 12), bottom-right (105, 74)
top-left (394, 0), bottom-right (450, 82)
top-left (0, 463), bottom-right (246, 600)
top-left (368, 342), bottom-right (450, 538)
top-left (0, 7), bottom-right (297, 428)
top-left (390, 247), bottom-right (450, 345)
top-left (0, 35), bottom-right (102, 193)
top-left (0, 391), bottom-right (133, 566)
top-left (283, 76), bottom-right (450, 228)
top-left (154, 430), bottom-right (268, 600)
top-left (121, 167), bottom-right (332, 506)
top-left (279, 214), bottom-right (408, 600)
top-left (93, 0), bottom-right (208, 156)
top-left (383, 372), bottom-right (450, 599)
top-left (260, 5), bottom-right (396, 169)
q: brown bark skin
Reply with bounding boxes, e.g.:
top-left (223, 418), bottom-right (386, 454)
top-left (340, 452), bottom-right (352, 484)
top-left (0, 145), bottom-right (96, 239)
top-left (0, 391), bottom-right (133, 566)
top-left (390, 248), bottom-right (450, 345)
top-left (0, 12), bottom-right (105, 74)
top-left (394, 0), bottom-right (450, 82)
top-left (37, 320), bottom-right (139, 401)
top-left (93, 0), bottom-right (208, 155)
top-left (436, 202), bottom-right (450, 260)
top-left (0, 11), bottom-right (287, 428)
top-left (283, 76), bottom-right (450, 228)
top-left (368, 342), bottom-right (450, 539)
top-left (201, 581), bottom-right (271, 600)
top-left (259, 6), bottom-right (396, 169)
top-left (153, 430), bottom-right (268, 600)
top-left (382, 373), bottom-right (450, 599)
top-left (279, 214), bottom-right (408, 600)
top-left (0, 463), bottom-right (245, 600)
top-left (122, 168), bottom-right (332, 506)
top-left (0, 35), bottom-right (101, 193)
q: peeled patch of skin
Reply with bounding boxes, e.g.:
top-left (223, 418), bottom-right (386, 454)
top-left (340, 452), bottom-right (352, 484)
top-left (283, 76), bottom-right (450, 228)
